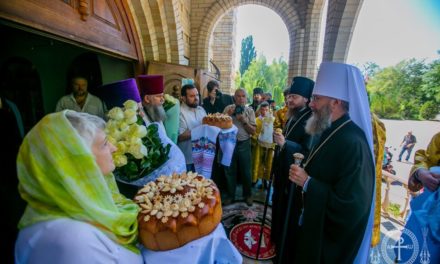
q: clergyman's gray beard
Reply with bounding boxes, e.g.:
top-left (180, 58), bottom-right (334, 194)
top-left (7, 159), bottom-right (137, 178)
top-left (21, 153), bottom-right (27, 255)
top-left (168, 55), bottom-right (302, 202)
top-left (305, 105), bottom-right (332, 136)
top-left (145, 104), bottom-right (167, 122)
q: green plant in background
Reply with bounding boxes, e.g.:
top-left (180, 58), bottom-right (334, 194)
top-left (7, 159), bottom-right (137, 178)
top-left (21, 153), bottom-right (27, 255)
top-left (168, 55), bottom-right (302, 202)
top-left (239, 35), bottom-right (257, 76)
top-left (388, 203), bottom-right (401, 218)
top-left (365, 58), bottom-right (440, 120)
top-left (235, 55), bottom-right (288, 107)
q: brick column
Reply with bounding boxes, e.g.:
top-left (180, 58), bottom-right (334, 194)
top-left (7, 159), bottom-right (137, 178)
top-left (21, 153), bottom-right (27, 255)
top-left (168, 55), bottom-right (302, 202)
top-left (209, 9), bottom-right (236, 94)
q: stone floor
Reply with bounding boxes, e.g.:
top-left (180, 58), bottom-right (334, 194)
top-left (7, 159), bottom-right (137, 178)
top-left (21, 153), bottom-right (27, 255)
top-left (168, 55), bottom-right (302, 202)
top-left (225, 175), bottom-right (411, 264)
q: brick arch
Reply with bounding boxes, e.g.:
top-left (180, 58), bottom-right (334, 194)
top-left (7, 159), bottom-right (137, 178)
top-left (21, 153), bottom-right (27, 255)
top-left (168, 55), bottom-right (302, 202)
top-left (149, 0), bottom-right (170, 62)
top-left (293, 0), bottom-right (326, 78)
top-left (322, 0), bottom-right (363, 62)
top-left (129, 0), bottom-right (184, 64)
top-left (128, 0), bottom-right (159, 61)
top-left (191, 0), bottom-right (325, 79)
top-left (163, 0), bottom-right (184, 64)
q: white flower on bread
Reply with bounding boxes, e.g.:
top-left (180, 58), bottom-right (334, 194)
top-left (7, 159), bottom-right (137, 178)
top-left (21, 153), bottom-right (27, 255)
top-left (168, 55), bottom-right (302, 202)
top-left (135, 172), bottom-right (217, 223)
top-left (188, 205), bottom-right (196, 212)
top-left (163, 195), bottom-right (173, 205)
top-left (135, 195), bottom-right (145, 203)
top-left (156, 211), bottom-right (163, 219)
top-left (191, 195), bottom-right (202, 206)
top-left (153, 195), bottom-right (163, 204)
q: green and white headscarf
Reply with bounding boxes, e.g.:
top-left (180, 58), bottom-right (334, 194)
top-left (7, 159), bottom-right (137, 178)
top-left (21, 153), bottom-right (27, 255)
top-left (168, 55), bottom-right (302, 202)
top-left (17, 111), bottom-right (140, 252)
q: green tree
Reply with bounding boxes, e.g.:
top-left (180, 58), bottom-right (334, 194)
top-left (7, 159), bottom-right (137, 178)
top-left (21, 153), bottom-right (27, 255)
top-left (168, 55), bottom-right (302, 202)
top-left (367, 58), bottom-right (439, 120)
top-left (419, 101), bottom-right (440, 120)
top-left (237, 55), bottom-right (288, 106)
top-left (239, 36), bottom-right (257, 75)
top-left (361, 62), bottom-right (381, 79)
top-left (367, 67), bottom-right (401, 118)
top-left (421, 59), bottom-right (440, 102)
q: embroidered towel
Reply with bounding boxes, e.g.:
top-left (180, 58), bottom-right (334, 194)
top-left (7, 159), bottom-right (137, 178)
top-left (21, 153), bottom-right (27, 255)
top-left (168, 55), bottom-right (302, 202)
top-left (218, 125), bottom-right (238, 166)
top-left (191, 125), bottom-right (221, 178)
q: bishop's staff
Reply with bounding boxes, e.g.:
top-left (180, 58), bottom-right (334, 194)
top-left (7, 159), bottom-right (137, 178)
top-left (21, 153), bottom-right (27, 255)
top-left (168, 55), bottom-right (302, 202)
top-left (255, 142), bottom-right (279, 260)
top-left (278, 152), bottom-right (304, 263)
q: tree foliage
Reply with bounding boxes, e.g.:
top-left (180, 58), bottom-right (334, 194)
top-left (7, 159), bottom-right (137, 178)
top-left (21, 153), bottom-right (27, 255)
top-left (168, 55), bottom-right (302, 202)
top-left (239, 36), bottom-right (257, 75)
top-left (367, 58), bottom-right (440, 120)
top-left (235, 55), bottom-right (288, 106)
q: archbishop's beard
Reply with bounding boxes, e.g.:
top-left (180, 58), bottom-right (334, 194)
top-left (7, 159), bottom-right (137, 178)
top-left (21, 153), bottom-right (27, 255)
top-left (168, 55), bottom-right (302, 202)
top-left (144, 104), bottom-right (167, 122)
top-left (305, 103), bottom-right (332, 136)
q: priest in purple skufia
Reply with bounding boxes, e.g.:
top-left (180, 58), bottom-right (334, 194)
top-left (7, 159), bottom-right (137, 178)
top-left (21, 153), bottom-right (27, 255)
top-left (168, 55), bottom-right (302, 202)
top-left (95, 78), bottom-right (141, 110)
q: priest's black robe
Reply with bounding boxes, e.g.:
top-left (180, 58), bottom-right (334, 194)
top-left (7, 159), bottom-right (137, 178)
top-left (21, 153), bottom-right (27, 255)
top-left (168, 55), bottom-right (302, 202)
top-left (293, 114), bottom-right (374, 263)
top-left (271, 106), bottom-right (313, 263)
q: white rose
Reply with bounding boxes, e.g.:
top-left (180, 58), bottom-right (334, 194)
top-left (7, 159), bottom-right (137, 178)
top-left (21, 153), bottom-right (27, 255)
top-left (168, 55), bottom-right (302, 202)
top-left (107, 126), bottom-right (122, 141)
top-left (128, 124), bottom-right (147, 138)
top-left (107, 107), bottom-right (124, 121)
top-left (107, 136), bottom-right (117, 146)
top-left (164, 94), bottom-right (178, 104)
top-left (124, 109), bottom-right (138, 124)
top-left (128, 142), bottom-right (144, 159)
top-left (128, 136), bottom-right (142, 146)
top-left (123, 100), bottom-right (139, 111)
top-left (113, 153), bottom-right (128, 167)
top-left (118, 121), bottom-right (128, 131)
top-left (116, 141), bottom-right (128, 153)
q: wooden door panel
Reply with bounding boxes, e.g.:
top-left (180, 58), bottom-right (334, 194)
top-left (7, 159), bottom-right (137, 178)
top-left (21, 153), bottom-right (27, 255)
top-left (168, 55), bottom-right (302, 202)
top-left (0, 0), bottom-right (140, 60)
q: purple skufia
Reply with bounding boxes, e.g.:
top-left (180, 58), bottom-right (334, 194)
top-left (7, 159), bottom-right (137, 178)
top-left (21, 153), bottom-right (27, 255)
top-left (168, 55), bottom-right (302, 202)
top-left (96, 78), bottom-right (141, 109)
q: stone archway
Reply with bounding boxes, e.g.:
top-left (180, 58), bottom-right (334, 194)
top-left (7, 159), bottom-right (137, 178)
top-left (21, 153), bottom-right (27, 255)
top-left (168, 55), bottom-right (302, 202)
top-left (127, 0), bottom-right (363, 80)
top-left (190, 0), bottom-right (325, 80)
top-left (128, 0), bottom-right (185, 65)
top-left (322, 0), bottom-right (363, 63)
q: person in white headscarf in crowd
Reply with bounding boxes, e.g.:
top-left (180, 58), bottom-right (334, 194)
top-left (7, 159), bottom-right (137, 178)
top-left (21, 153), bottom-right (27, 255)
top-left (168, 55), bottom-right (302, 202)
top-left (288, 62), bottom-right (375, 263)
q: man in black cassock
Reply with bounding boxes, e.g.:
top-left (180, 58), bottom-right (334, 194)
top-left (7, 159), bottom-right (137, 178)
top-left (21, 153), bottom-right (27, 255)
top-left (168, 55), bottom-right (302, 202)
top-left (271, 76), bottom-right (314, 263)
top-left (289, 62), bottom-right (375, 263)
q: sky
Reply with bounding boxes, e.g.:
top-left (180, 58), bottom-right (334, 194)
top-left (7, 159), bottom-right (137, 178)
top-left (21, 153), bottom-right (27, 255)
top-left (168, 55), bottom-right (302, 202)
top-left (234, 0), bottom-right (440, 70)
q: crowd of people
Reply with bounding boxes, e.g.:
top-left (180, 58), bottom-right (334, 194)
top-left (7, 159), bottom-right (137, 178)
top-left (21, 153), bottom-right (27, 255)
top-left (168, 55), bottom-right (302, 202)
top-left (5, 61), bottom-right (439, 263)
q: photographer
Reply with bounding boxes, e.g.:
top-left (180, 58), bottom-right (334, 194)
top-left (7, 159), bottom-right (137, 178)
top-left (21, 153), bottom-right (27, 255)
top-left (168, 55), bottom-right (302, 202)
top-left (223, 88), bottom-right (256, 206)
top-left (202, 80), bottom-right (233, 114)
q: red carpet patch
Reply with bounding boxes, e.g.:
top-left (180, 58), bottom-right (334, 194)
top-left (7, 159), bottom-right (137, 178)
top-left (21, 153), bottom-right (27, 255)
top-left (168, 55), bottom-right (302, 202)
top-left (229, 222), bottom-right (275, 260)
top-left (221, 201), bottom-right (275, 260)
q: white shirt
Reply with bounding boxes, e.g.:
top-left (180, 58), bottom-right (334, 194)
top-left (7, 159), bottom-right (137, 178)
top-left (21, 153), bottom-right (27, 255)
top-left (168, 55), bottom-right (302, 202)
top-left (55, 93), bottom-right (106, 119)
top-left (178, 102), bottom-right (206, 164)
top-left (15, 218), bottom-right (143, 264)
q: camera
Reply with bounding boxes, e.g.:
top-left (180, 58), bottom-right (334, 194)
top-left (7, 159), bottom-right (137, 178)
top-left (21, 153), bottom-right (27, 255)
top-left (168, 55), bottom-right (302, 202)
top-left (234, 105), bottom-right (245, 115)
top-left (215, 89), bottom-right (222, 98)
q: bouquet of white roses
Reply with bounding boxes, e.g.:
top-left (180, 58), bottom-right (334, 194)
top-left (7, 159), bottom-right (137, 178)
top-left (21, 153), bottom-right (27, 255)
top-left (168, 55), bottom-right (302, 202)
top-left (106, 100), bottom-right (171, 182)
